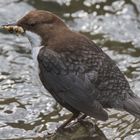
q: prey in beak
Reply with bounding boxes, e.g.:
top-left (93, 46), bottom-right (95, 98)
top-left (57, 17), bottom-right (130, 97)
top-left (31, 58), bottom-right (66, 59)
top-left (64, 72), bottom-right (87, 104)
top-left (1, 23), bottom-right (25, 35)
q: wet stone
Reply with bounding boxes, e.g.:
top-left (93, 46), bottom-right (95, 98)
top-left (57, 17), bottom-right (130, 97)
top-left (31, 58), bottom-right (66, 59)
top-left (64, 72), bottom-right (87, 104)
top-left (48, 119), bottom-right (107, 140)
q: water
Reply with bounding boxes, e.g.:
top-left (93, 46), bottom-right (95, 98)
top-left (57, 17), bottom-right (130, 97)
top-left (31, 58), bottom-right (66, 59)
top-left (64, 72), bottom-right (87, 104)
top-left (0, 0), bottom-right (140, 139)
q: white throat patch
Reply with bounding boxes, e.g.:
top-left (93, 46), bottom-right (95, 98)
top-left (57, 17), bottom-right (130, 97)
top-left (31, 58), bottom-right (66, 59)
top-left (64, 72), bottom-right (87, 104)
top-left (25, 31), bottom-right (42, 48)
top-left (25, 31), bottom-right (43, 63)
top-left (25, 31), bottom-right (44, 87)
top-left (25, 31), bottom-right (43, 72)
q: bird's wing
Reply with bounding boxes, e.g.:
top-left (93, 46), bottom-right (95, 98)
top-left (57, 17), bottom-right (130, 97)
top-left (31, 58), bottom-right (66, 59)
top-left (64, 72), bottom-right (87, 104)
top-left (38, 48), bottom-right (108, 121)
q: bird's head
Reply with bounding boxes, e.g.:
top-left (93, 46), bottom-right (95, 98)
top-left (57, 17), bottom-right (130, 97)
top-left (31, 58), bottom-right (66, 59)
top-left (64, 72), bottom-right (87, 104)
top-left (2, 10), bottom-right (68, 46)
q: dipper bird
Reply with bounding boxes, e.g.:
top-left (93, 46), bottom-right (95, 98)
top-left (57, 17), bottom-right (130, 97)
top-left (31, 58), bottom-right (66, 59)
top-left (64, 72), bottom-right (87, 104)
top-left (2, 10), bottom-right (140, 130)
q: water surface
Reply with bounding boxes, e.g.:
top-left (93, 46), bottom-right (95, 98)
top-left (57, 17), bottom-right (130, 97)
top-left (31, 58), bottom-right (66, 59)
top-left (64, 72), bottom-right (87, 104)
top-left (0, 0), bottom-right (140, 139)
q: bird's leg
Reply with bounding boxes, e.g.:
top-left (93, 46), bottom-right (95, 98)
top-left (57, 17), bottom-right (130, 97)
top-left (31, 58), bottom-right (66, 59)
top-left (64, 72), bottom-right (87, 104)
top-left (57, 113), bottom-right (80, 131)
top-left (66, 114), bottom-right (87, 127)
top-left (77, 114), bottom-right (87, 122)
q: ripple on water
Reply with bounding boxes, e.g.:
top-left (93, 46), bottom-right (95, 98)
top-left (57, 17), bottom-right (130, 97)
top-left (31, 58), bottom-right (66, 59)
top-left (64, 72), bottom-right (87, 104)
top-left (0, 0), bottom-right (140, 139)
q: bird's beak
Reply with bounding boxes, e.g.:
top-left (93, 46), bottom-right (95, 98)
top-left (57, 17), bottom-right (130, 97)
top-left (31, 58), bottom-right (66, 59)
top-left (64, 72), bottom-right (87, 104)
top-left (1, 23), bottom-right (25, 35)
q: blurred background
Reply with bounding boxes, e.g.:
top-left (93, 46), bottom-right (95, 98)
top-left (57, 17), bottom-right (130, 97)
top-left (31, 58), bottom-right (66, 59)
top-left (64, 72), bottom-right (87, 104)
top-left (0, 0), bottom-right (140, 139)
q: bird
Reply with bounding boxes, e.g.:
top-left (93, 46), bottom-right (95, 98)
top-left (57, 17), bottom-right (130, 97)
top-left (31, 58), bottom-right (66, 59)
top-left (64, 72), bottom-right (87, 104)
top-left (2, 10), bottom-right (140, 130)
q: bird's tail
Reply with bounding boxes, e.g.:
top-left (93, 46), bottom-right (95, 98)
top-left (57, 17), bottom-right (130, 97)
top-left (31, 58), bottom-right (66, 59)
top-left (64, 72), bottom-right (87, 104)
top-left (123, 96), bottom-right (140, 118)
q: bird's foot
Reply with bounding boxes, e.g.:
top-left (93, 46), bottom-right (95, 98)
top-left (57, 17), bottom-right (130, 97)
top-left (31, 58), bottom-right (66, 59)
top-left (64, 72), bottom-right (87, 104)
top-left (56, 122), bottom-right (75, 133)
top-left (77, 114), bottom-right (87, 122)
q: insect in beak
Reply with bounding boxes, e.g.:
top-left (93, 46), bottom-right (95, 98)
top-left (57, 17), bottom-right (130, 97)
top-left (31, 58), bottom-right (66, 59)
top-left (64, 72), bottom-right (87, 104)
top-left (1, 23), bottom-right (25, 35)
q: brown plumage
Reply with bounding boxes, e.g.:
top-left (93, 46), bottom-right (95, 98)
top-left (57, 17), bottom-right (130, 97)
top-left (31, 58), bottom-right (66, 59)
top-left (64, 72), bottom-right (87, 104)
top-left (4, 10), bottom-right (140, 130)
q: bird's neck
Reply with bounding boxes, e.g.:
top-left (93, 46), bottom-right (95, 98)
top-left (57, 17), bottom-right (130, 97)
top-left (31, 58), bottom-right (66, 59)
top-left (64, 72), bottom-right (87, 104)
top-left (25, 25), bottom-right (70, 50)
top-left (41, 26), bottom-right (69, 46)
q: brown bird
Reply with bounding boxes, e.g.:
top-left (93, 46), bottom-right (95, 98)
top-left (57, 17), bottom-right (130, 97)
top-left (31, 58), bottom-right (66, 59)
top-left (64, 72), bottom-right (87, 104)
top-left (3, 10), bottom-right (140, 130)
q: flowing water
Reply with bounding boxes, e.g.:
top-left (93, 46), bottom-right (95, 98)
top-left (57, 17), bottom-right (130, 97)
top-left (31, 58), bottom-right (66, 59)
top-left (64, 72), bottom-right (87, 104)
top-left (0, 0), bottom-right (140, 139)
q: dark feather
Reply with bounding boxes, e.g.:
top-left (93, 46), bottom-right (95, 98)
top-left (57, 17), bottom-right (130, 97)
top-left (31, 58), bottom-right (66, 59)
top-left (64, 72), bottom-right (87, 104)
top-left (38, 48), bottom-right (108, 121)
top-left (123, 96), bottom-right (140, 118)
top-left (38, 30), bottom-right (139, 120)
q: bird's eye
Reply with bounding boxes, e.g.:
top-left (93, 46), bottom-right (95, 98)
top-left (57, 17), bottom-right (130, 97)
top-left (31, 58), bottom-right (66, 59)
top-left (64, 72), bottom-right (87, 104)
top-left (27, 23), bottom-right (35, 27)
top-left (30, 23), bottom-right (35, 27)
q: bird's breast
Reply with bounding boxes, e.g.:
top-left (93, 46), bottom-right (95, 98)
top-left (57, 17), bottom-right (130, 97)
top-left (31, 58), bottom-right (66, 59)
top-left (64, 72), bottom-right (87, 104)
top-left (31, 46), bottom-right (44, 86)
top-left (32, 47), bottom-right (42, 71)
